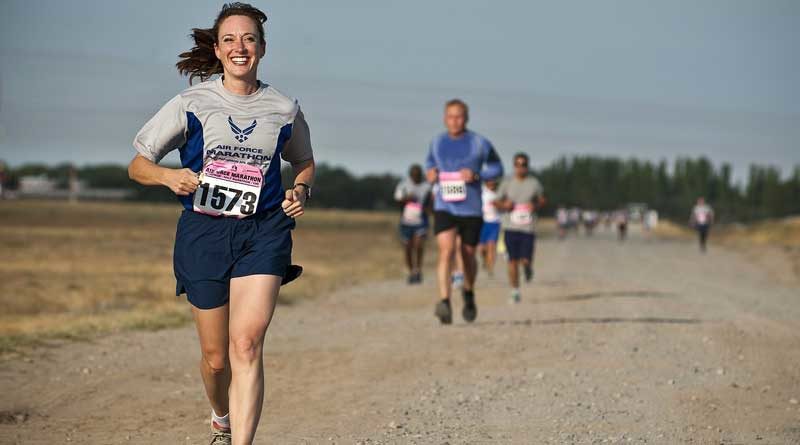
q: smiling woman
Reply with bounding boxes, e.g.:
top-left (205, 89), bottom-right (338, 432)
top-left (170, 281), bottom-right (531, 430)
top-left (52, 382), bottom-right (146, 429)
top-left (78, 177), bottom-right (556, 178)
top-left (126, 2), bottom-right (316, 444)
top-left (176, 2), bottom-right (267, 86)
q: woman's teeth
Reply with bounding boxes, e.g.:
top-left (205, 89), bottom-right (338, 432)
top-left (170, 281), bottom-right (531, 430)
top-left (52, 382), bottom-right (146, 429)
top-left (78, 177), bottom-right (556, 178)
top-left (231, 57), bottom-right (248, 65)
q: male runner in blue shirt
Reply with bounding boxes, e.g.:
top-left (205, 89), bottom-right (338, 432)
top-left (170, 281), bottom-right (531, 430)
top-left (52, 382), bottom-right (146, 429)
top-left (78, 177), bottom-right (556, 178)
top-left (425, 99), bottom-right (503, 324)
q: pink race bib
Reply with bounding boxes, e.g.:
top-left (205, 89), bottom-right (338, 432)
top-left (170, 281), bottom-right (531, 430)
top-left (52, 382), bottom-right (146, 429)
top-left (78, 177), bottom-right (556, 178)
top-left (510, 204), bottom-right (534, 226)
top-left (402, 202), bottom-right (424, 225)
top-left (193, 160), bottom-right (262, 218)
top-left (439, 171), bottom-right (466, 202)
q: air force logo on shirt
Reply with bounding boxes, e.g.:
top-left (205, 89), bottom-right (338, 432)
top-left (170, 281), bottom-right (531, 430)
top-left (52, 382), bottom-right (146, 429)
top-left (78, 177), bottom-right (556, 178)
top-left (228, 116), bottom-right (257, 143)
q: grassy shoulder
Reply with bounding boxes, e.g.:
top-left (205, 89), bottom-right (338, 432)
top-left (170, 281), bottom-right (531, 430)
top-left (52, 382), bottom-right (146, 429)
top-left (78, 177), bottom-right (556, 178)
top-left (653, 215), bottom-right (800, 285)
top-left (0, 200), bottom-right (402, 355)
top-left (653, 215), bottom-right (800, 248)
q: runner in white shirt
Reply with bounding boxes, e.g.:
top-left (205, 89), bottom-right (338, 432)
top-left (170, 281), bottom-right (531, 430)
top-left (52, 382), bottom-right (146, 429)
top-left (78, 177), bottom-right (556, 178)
top-left (556, 206), bottom-right (569, 240)
top-left (569, 207), bottom-right (581, 234)
top-left (582, 209), bottom-right (598, 236)
top-left (394, 164), bottom-right (432, 284)
top-left (689, 197), bottom-right (714, 252)
top-left (478, 179), bottom-right (502, 277)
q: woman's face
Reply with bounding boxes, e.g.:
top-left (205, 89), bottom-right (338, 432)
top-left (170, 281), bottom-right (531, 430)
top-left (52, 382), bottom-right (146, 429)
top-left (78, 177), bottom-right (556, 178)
top-left (214, 15), bottom-right (265, 82)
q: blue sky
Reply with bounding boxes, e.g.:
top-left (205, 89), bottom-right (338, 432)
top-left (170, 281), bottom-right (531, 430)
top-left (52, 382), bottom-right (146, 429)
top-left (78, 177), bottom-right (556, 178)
top-left (1, 0), bottom-right (797, 181)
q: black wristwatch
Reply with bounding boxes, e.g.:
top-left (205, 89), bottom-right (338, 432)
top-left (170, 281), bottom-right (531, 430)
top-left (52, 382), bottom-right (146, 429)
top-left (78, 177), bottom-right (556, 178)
top-left (293, 182), bottom-right (312, 200)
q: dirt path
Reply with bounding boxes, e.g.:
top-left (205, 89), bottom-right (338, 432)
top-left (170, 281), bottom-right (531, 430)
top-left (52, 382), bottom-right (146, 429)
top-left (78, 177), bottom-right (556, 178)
top-left (2, 227), bottom-right (799, 444)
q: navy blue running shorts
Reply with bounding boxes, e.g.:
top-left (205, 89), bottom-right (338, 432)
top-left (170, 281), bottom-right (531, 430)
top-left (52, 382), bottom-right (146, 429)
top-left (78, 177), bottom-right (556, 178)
top-left (399, 223), bottom-right (428, 242)
top-left (173, 207), bottom-right (295, 310)
top-left (504, 230), bottom-right (535, 261)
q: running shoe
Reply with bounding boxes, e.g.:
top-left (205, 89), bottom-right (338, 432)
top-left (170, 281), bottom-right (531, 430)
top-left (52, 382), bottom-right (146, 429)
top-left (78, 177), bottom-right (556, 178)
top-left (451, 271), bottom-right (464, 289)
top-left (523, 265), bottom-right (534, 283)
top-left (462, 290), bottom-right (477, 322)
top-left (209, 423), bottom-right (231, 445)
top-left (510, 289), bottom-right (521, 304)
top-left (435, 299), bottom-right (452, 325)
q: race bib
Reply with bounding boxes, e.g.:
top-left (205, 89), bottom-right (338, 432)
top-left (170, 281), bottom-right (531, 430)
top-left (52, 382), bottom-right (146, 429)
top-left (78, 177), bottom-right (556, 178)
top-left (696, 212), bottom-right (708, 224)
top-left (439, 171), bottom-right (467, 202)
top-left (483, 201), bottom-right (499, 222)
top-left (402, 202), bottom-right (424, 226)
top-left (193, 160), bottom-right (262, 218)
top-left (510, 204), bottom-right (534, 226)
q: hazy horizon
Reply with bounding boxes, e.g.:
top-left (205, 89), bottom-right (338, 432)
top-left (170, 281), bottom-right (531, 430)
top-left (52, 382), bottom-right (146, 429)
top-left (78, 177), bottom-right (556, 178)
top-left (1, 0), bottom-right (798, 182)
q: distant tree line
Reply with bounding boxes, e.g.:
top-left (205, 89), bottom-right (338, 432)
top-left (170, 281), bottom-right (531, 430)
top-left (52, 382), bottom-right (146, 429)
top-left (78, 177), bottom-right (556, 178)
top-left (535, 156), bottom-right (800, 223)
top-left (3, 156), bottom-right (798, 223)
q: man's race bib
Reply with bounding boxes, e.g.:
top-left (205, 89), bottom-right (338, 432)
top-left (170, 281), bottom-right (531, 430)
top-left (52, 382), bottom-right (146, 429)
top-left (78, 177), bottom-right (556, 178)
top-left (696, 211), bottom-right (708, 224)
top-left (510, 204), bottom-right (534, 226)
top-left (439, 171), bottom-right (467, 202)
top-left (402, 202), bottom-right (424, 226)
top-left (193, 160), bottom-right (262, 218)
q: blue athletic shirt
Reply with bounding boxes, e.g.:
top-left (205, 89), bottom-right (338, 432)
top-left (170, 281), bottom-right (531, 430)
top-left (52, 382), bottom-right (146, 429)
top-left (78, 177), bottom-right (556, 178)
top-left (424, 130), bottom-right (503, 217)
top-left (133, 78), bottom-right (313, 213)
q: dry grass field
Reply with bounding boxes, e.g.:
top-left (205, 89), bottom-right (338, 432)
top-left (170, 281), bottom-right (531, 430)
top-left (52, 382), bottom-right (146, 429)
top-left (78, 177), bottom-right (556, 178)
top-left (0, 200), bottom-right (404, 354)
top-left (3, 199), bottom-right (796, 356)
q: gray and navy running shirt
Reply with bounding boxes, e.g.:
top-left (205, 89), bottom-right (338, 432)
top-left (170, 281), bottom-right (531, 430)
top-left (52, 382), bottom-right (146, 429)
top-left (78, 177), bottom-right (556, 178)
top-left (133, 78), bottom-right (313, 213)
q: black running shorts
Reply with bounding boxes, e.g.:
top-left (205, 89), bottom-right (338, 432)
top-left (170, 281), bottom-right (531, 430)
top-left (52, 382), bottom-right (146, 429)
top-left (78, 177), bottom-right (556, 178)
top-left (433, 211), bottom-right (483, 246)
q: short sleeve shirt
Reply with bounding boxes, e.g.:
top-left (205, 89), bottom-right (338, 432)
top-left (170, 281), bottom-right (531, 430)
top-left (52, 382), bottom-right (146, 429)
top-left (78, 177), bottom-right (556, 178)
top-left (394, 179), bottom-right (432, 205)
top-left (497, 175), bottom-right (544, 233)
top-left (133, 78), bottom-right (313, 213)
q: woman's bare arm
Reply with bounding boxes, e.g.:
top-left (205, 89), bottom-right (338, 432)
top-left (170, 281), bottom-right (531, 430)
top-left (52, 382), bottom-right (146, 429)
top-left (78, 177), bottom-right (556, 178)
top-left (127, 154), bottom-right (199, 196)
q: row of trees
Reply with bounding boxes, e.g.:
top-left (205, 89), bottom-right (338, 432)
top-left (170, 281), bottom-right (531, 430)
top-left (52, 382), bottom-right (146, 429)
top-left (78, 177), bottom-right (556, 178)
top-left (537, 156), bottom-right (800, 222)
top-left (3, 156), bottom-right (798, 223)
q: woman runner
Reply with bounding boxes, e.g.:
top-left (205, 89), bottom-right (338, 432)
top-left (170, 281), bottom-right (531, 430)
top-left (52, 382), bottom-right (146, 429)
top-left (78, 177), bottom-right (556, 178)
top-left (128, 4), bottom-right (315, 444)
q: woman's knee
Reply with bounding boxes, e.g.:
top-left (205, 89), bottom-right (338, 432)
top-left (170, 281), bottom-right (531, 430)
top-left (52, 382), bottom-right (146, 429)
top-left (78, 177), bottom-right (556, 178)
top-left (201, 348), bottom-right (228, 374)
top-left (229, 332), bottom-right (265, 363)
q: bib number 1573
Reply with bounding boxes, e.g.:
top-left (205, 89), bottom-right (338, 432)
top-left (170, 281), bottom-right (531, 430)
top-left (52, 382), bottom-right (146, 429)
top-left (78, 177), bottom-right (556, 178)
top-left (193, 160), bottom-right (263, 218)
top-left (196, 183), bottom-right (257, 215)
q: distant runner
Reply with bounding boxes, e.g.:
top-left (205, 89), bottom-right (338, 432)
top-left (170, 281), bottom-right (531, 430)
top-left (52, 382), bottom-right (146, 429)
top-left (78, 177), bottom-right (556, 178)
top-left (582, 209), bottom-right (598, 236)
top-left (425, 99), bottom-right (503, 324)
top-left (495, 152), bottom-right (545, 303)
top-left (478, 179), bottom-right (502, 277)
top-left (616, 210), bottom-right (628, 241)
top-left (569, 207), bottom-right (581, 234)
top-left (394, 164), bottom-right (432, 284)
top-left (690, 197), bottom-right (714, 252)
top-left (556, 206), bottom-right (569, 240)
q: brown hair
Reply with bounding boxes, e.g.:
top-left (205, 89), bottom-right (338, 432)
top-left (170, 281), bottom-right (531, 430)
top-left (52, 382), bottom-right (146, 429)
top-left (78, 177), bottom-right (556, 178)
top-left (444, 98), bottom-right (469, 119)
top-left (176, 2), bottom-right (268, 84)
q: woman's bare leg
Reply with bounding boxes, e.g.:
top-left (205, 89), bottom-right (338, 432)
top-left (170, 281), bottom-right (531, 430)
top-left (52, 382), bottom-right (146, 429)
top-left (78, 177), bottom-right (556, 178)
top-left (192, 304), bottom-right (231, 420)
top-left (227, 274), bottom-right (281, 445)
